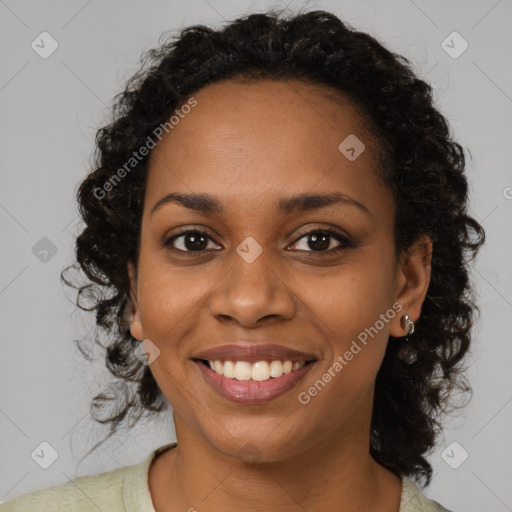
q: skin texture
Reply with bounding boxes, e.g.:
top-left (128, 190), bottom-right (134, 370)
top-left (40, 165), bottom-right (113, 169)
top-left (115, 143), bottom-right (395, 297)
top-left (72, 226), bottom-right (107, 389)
top-left (127, 79), bottom-right (432, 512)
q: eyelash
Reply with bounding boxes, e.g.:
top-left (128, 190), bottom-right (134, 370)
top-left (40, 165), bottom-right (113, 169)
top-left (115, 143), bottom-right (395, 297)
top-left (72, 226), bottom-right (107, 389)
top-left (162, 227), bottom-right (352, 257)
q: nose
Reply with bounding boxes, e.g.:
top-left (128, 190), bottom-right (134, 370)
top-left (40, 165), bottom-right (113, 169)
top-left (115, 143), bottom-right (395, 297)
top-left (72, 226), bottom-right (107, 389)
top-left (209, 246), bottom-right (296, 328)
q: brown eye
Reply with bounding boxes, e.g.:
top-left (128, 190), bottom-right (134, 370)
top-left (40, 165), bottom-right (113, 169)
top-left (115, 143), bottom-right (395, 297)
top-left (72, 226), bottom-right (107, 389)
top-left (289, 228), bottom-right (352, 254)
top-left (164, 230), bottom-right (221, 253)
top-left (163, 227), bottom-right (352, 257)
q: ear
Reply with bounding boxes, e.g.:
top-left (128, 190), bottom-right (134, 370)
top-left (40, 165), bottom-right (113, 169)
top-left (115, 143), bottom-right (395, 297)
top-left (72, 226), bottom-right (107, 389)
top-left (389, 235), bottom-right (433, 338)
top-left (127, 261), bottom-right (143, 341)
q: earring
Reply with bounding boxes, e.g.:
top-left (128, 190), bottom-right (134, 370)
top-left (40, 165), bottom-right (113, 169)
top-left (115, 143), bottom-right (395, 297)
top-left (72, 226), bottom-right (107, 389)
top-left (397, 313), bottom-right (418, 364)
top-left (401, 313), bottom-right (415, 336)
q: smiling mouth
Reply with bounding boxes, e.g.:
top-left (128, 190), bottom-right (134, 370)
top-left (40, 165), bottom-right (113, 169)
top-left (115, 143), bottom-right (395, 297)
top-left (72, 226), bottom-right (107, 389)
top-left (194, 358), bottom-right (317, 381)
top-left (193, 357), bottom-right (317, 403)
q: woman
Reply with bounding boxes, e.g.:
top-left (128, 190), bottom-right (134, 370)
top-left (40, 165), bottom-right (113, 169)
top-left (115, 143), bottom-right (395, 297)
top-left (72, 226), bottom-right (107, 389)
top-left (1, 8), bottom-right (484, 512)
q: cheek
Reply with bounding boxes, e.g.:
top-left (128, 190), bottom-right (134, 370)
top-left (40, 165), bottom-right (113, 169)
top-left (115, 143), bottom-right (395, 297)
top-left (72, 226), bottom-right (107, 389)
top-left (137, 262), bottom-right (207, 340)
top-left (295, 277), bottom-right (395, 422)
top-left (302, 252), bottom-right (396, 369)
top-left (135, 263), bottom-right (201, 409)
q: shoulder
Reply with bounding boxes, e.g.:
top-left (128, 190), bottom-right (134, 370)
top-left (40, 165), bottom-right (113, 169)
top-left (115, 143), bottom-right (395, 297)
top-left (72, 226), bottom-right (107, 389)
top-left (0, 465), bottom-right (128, 511)
top-left (0, 443), bottom-right (180, 512)
top-left (0, 443), bottom-right (177, 511)
top-left (0, 462), bottom-right (138, 512)
top-left (400, 476), bottom-right (455, 512)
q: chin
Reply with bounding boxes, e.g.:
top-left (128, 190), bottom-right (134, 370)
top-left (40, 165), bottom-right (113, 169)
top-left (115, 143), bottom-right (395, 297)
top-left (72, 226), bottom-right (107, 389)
top-left (204, 427), bottom-right (310, 465)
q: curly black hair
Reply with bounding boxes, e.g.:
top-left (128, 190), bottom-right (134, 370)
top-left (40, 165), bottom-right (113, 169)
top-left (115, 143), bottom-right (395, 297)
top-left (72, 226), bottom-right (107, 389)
top-left (61, 8), bottom-right (485, 487)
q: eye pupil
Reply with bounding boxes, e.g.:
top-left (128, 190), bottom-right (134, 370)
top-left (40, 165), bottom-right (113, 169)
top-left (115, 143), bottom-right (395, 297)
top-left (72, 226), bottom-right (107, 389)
top-left (184, 233), bottom-right (208, 251)
top-left (308, 232), bottom-right (330, 251)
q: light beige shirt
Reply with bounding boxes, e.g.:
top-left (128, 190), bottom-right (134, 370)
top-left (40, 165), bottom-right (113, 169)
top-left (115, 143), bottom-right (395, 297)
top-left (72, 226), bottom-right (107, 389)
top-left (0, 442), bottom-right (453, 511)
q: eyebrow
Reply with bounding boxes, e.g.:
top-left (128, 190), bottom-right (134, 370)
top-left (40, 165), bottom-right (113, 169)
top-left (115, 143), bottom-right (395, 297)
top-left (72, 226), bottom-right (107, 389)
top-left (150, 191), bottom-right (372, 219)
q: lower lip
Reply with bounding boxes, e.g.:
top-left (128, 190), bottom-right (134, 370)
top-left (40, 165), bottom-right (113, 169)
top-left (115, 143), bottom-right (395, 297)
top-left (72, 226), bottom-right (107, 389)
top-left (194, 360), bottom-right (316, 403)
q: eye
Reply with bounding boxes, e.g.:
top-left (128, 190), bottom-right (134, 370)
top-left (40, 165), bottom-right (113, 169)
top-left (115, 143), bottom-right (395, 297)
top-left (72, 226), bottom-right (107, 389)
top-left (163, 227), bottom-right (352, 256)
top-left (288, 228), bottom-right (352, 254)
top-left (163, 230), bottom-right (221, 254)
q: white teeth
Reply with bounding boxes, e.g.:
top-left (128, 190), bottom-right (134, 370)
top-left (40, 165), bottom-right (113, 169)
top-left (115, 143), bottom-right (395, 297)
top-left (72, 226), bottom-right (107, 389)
top-left (251, 361), bottom-right (270, 381)
top-left (223, 360), bottom-right (235, 378)
top-left (283, 360), bottom-right (293, 373)
top-left (234, 361), bottom-right (252, 380)
top-left (269, 360), bottom-right (283, 378)
top-left (214, 360), bottom-right (224, 375)
top-left (207, 359), bottom-right (308, 381)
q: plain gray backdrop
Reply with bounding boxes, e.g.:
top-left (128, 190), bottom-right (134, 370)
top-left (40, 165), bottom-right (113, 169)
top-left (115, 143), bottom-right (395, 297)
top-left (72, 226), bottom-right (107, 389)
top-left (1, 0), bottom-right (511, 510)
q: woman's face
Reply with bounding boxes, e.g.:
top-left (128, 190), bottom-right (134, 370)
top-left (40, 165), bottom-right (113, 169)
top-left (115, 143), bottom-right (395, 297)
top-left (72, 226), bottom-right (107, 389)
top-left (128, 79), bottom-right (430, 461)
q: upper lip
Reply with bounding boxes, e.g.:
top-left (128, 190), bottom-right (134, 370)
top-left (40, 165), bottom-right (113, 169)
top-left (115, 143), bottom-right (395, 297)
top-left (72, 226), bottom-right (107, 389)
top-left (192, 343), bottom-right (318, 363)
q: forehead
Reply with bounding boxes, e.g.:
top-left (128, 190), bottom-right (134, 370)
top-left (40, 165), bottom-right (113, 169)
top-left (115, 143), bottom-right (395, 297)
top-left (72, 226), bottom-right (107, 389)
top-left (145, 79), bottom-right (389, 218)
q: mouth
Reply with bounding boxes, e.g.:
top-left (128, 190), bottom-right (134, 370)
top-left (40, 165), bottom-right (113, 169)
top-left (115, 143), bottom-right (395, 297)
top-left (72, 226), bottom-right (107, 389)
top-left (192, 357), bottom-right (318, 403)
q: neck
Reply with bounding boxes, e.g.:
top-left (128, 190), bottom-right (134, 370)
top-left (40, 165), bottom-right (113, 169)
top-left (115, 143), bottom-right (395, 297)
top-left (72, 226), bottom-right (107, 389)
top-left (149, 399), bottom-right (402, 511)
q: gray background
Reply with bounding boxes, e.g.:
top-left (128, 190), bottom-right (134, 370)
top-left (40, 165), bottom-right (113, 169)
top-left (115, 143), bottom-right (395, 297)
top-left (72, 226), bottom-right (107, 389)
top-left (0, 0), bottom-right (511, 510)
